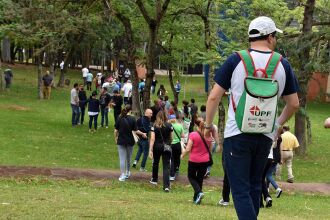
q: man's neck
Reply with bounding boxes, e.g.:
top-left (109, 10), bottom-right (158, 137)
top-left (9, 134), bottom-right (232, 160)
top-left (250, 42), bottom-right (272, 52)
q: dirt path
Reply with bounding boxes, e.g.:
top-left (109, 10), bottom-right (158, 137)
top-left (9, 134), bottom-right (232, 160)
top-left (0, 165), bottom-right (329, 195)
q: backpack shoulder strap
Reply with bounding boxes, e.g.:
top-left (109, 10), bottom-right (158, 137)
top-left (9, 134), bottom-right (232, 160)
top-left (265, 51), bottom-right (282, 78)
top-left (236, 50), bottom-right (255, 77)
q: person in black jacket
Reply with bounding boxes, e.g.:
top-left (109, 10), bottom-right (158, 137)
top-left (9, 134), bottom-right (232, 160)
top-left (110, 90), bottom-right (123, 123)
top-left (87, 91), bottom-right (100, 132)
top-left (132, 109), bottom-right (153, 171)
top-left (78, 84), bottom-right (87, 125)
top-left (99, 87), bottom-right (111, 128)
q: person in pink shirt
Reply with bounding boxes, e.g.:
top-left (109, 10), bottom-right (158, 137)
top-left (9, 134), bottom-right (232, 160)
top-left (181, 117), bottom-right (212, 205)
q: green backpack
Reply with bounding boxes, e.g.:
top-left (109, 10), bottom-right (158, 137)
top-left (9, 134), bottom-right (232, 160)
top-left (232, 50), bottom-right (282, 133)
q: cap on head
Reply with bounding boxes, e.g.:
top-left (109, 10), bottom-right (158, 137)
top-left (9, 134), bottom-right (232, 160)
top-left (248, 16), bottom-right (283, 38)
top-left (168, 114), bottom-right (176, 120)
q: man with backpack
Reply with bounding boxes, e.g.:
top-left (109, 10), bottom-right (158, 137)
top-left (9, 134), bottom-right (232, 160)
top-left (205, 16), bottom-right (299, 219)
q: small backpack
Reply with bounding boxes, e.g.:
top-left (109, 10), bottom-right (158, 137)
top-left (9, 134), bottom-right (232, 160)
top-left (232, 50), bottom-right (282, 134)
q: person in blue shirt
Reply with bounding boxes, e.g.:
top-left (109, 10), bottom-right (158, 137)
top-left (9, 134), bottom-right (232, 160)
top-left (138, 79), bottom-right (145, 102)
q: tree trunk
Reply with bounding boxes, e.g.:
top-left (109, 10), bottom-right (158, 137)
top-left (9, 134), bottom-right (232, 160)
top-left (57, 47), bottom-right (74, 87)
top-left (57, 34), bottom-right (84, 87)
top-left (82, 46), bottom-right (91, 68)
top-left (143, 27), bottom-right (157, 110)
top-left (217, 101), bottom-right (226, 145)
top-left (294, 0), bottom-right (315, 155)
top-left (36, 52), bottom-right (44, 99)
top-left (1, 37), bottom-right (11, 63)
top-left (48, 52), bottom-right (56, 88)
top-left (0, 59), bottom-right (4, 91)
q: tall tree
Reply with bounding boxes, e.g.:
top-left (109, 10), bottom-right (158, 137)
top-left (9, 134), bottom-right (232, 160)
top-left (135, 0), bottom-right (171, 110)
top-left (103, 0), bottom-right (141, 115)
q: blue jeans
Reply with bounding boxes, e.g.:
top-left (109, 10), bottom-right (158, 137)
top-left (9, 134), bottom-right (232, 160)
top-left (223, 134), bottom-right (272, 220)
top-left (134, 139), bottom-right (149, 168)
top-left (89, 114), bottom-right (98, 129)
top-left (266, 162), bottom-right (279, 190)
top-left (71, 104), bottom-right (80, 126)
top-left (101, 107), bottom-right (109, 127)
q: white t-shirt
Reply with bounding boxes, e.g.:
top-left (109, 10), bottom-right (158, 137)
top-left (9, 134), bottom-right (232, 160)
top-left (121, 82), bottom-right (132, 97)
top-left (60, 61), bottom-right (64, 70)
top-left (70, 88), bottom-right (79, 105)
top-left (124, 69), bottom-right (131, 78)
top-left (82, 68), bottom-right (89, 78)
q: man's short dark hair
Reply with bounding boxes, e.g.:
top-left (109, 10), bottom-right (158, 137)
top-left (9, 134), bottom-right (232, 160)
top-left (283, 125), bottom-right (290, 131)
top-left (164, 96), bottom-right (169, 101)
top-left (191, 98), bottom-right (195, 103)
top-left (248, 30), bottom-right (276, 42)
top-left (200, 105), bottom-right (206, 112)
top-left (74, 83), bottom-right (79, 88)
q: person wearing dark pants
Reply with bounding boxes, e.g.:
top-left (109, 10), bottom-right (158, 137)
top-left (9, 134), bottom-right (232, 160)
top-left (168, 114), bottom-right (184, 180)
top-left (223, 134), bottom-right (272, 219)
top-left (170, 142), bottom-right (181, 179)
top-left (260, 158), bottom-right (273, 208)
top-left (151, 144), bottom-right (171, 190)
top-left (110, 90), bottom-right (123, 123)
top-left (99, 87), bottom-right (111, 128)
top-left (70, 83), bottom-right (80, 126)
top-left (205, 17), bottom-right (299, 219)
top-left (78, 84), bottom-right (87, 125)
top-left (133, 109), bottom-right (153, 171)
top-left (87, 91), bottom-right (99, 132)
top-left (149, 111), bottom-right (173, 192)
top-left (89, 114), bottom-right (98, 131)
top-left (181, 117), bottom-right (212, 205)
top-left (218, 153), bottom-right (231, 206)
top-left (187, 161), bottom-right (208, 202)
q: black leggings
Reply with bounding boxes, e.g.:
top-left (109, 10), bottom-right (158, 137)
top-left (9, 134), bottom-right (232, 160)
top-left (170, 142), bottom-right (182, 177)
top-left (89, 114), bottom-right (98, 129)
top-left (188, 161), bottom-right (208, 200)
top-left (151, 144), bottom-right (171, 189)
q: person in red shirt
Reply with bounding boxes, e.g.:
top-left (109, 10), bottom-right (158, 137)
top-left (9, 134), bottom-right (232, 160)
top-left (181, 117), bottom-right (212, 205)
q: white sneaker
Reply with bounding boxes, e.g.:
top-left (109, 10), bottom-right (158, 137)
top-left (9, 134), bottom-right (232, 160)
top-left (169, 176), bottom-right (175, 181)
top-left (149, 180), bottom-right (157, 185)
top-left (265, 197), bottom-right (272, 208)
top-left (276, 188), bottom-right (282, 198)
top-left (118, 174), bottom-right (126, 182)
top-left (218, 199), bottom-right (229, 206)
top-left (164, 188), bottom-right (170, 193)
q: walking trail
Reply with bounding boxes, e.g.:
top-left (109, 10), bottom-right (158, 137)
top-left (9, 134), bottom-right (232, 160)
top-left (0, 165), bottom-right (329, 195)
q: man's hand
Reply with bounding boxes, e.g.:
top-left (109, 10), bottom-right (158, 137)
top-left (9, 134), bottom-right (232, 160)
top-left (149, 150), bottom-right (153, 159)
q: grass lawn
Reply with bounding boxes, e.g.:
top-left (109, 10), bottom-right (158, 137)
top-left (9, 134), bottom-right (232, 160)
top-left (0, 177), bottom-right (329, 220)
top-left (0, 64), bottom-right (329, 182)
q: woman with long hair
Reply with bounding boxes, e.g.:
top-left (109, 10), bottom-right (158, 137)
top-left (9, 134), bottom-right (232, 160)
top-left (115, 105), bottom-right (146, 181)
top-left (149, 111), bottom-right (173, 192)
top-left (181, 117), bottom-right (212, 204)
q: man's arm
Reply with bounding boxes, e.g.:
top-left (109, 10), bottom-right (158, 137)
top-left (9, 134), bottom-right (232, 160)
top-left (277, 93), bottom-right (299, 126)
top-left (205, 84), bottom-right (226, 137)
